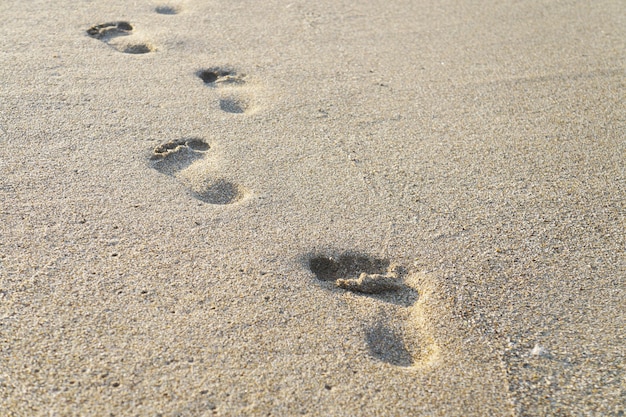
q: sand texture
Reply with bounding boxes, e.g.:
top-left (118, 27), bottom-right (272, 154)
top-left (1, 0), bottom-right (625, 415)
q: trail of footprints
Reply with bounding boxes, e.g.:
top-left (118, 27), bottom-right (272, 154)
top-left (86, 6), bottom-right (251, 204)
top-left (85, 6), bottom-right (438, 369)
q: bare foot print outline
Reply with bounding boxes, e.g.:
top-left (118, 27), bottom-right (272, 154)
top-left (197, 67), bottom-right (254, 114)
top-left (308, 252), bottom-right (438, 368)
top-left (150, 138), bottom-right (248, 205)
top-left (87, 21), bottom-right (155, 54)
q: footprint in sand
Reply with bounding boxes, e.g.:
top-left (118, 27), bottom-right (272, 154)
top-left (197, 67), bottom-right (255, 114)
top-left (87, 21), bottom-right (155, 54)
top-left (308, 253), bottom-right (438, 368)
top-left (150, 138), bottom-right (247, 205)
top-left (154, 4), bottom-right (182, 15)
top-left (197, 67), bottom-right (246, 86)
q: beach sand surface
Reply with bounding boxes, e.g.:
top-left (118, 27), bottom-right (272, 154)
top-left (0, 0), bottom-right (624, 415)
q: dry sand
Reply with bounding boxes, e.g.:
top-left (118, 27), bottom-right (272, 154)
top-left (0, 0), bottom-right (624, 415)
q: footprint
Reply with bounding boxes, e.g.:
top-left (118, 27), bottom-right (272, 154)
top-left (87, 21), bottom-right (155, 54)
top-left (151, 137), bottom-right (209, 173)
top-left (155, 4), bottom-right (181, 15)
top-left (87, 21), bottom-right (133, 40)
top-left (308, 252), bottom-right (436, 368)
top-left (150, 138), bottom-right (247, 205)
top-left (195, 66), bottom-right (262, 115)
top-left (197, 68), bottom-right (246, 86)
top-left (309, 254), bottom-right (417, 306)
top-left (196, 67), bottom-right (256, 114)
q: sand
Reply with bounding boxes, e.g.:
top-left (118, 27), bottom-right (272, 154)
top-left (0, 0), bottom-right (624, 415)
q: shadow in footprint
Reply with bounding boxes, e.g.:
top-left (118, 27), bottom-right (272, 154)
top-left (122, 44), bottom-right (154, 54)
top-left (197, 68), bottom-right (245, 86)
top-left (365, 320), bottom-right (415, 367)
top-left (309, 253), bottom-right (417, 306)
top-left (155, 5), bottom-right (180, 15)
top-left (193, 179), bottom-right (247, 205)
top-left (219, 98), bottom-right (247, 114)
top-left (87, 21), bottom-right (155, 54)
top-left (310, 254), bottom-right (389, 281)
